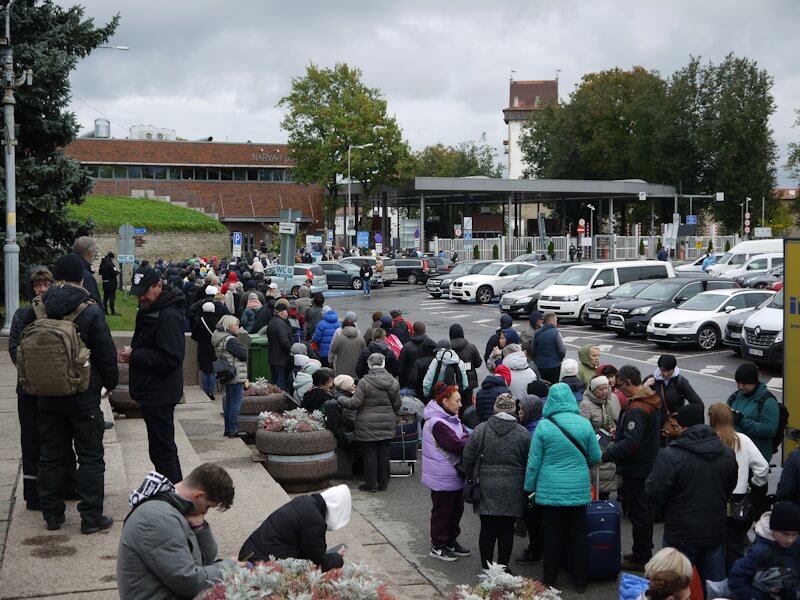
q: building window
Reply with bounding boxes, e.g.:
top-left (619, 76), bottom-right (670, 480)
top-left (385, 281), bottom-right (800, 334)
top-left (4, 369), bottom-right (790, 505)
top-left (244, 232), bottom-right (255, 254)
top-left (128, 166), bottom-right (142, 179)
top-left (154, 167), bottom-right (167, 180)
top-left (247, 168), bottom-right (259, 181)
top-left (233, 168), bottom-right (247, 181)
top-left (196, 167), bottom-right (209, 180)
top-left (534, 95), bottom-right (541, 108)
top-left (114, 165), bottom-right (128, 178)
top-left (141, 166), bottom-right (155, 179)
top-left (86, 165), bottom-right (99, 177)
top-left (219, 168), bottom-right (233, 181)
top-left (98, 165), bottom-right (113, 178)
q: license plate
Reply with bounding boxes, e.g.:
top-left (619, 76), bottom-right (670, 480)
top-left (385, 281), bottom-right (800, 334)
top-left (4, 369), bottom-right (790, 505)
top-left (729, 331), bottom-right (740, 339)
top-left (748, 348), bottom-right (764, 356)
top-left (588, 314), bottom-right (602, 320)
top-left (501, 305), bottom-right (510, 310)
top-left (653, 329), bottom-right (667, 336)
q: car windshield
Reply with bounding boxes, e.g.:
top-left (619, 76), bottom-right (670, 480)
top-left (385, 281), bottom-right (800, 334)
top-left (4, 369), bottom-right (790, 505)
top-left (608, 281), bottom-right (651, 298)
top-left (447, 262), bottom-right (473, 276)
top-left (535, 276), bottom-right (558, 289)
top-left (554, 268), bottom-right (595, 286)
top-left (678, 293), bottom-right (727, 311)
top-left (716, 253), bottom-right (733, 265)
top-left (516, 267), bottom-right (554, 282)
top-left (769, 289), bottom-right (784, 309)
top-left (477, 263), bottom-right (506, 276)
top-left (637, 281), bottom-right (685, 301)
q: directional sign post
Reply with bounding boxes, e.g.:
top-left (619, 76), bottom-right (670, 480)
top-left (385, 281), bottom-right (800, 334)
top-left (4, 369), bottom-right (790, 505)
top-left (464, 231), bottom-right (473, 251)
top-left (686, 215), bottom-right (697, 225)
top-left (232, 231), bottom-right (242, 258)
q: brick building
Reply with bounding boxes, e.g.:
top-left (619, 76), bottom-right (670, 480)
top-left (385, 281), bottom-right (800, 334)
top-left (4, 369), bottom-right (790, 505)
top-left (65, 137), bottom-right (325, 254)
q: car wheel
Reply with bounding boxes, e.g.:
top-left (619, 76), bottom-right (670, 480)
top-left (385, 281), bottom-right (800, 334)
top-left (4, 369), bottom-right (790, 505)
top-left (696, 324), bottom-right (720, 350)
top-left (351, 278), bottom-right (362, 290)
top-left (476, 286), bottom-right (493, 304)
top-left (290, 286), bottom-right (300, 297)
top-left (654, 341), bottom-right (669, 348)
top-left (407, 273), bottom-right (418, 285)
top-left (384, 281), bottom-right (392, 287)
top-left (575, 305), bottom-right (588, 325)
top-left (614, 330), bottom-right (631, 337)
top-left (429, 293), bottom-right (442, 299)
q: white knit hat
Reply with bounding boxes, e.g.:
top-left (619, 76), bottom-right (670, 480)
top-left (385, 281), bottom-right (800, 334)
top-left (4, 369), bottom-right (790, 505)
top-left (590, 375), bottom-right (610, 391)
top-left (561, 358), bottom-right (579, 378)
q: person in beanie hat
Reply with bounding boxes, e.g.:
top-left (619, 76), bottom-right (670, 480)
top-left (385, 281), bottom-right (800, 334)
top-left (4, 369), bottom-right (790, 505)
top-left (449, 323), bottom-right (482, 405)
top-left (484, 314), bottom-right (514, 363)
top-left (267, 298), bottom-right (294, 392)
top-left (728, 362), bottom-right (780, 461)
top-left (559, 358), bottom-right (585, 403)
top-left (728, 501), bottom-right (800, 600)
top-left (646, 398), bottom-right (737, 586)
top-left (462, 390), bottom-right (531, 570)
top-left (520, 310), bottom-right (544, 348)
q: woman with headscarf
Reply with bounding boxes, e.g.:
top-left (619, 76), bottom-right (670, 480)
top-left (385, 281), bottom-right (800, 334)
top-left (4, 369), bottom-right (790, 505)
top-left (337, 353), bottom-right (401, 492)
top-left (579, 375), bottom-right (620, 500)
top-left (240, 293), bottom-right (262, 333)
top-left (190, 302), bottom-right (220, 401)
top-left (211, 315), bottom-right (248, 437)
top-left (238, 484), bottom-right (351, 572)
top-left (462, 392), bottom-right (531, 570)
top-left (422, 382), bottom-right (471, 562)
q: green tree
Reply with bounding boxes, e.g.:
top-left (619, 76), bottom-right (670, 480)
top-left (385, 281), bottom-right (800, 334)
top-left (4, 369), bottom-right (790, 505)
top-left (0, 1), bottom-right (118, 278)
top-left (787, 109), bottom-right (800, 224)
top-left (411, 134), bottom-right (503, 178)
top-left (278, 62), bottom-right (410, 233)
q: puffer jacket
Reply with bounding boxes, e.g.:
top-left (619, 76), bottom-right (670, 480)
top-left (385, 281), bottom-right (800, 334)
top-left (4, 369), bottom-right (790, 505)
top-left (518, 394), bottom-right (544, 435)
top-left (502, 351), bottom-right (537, 400)
top-left (580, 388), bottom-right (619, 494)
top-left (604, 385), bottom-right (662, 479)
top-left (646, 424), bottom-right (737, 548)
top-left (422, 348), bottom-right (468, 399)
top-left (728, 381), bottom-right (779, 461)
top-left (397, 334), bottom-right (430, 388)
top-left (211, 330), bottom-right (248, 384)
top-left (356, 341), bottom-right (398, 379)
top-left (450, 336), bottom-right (482, 392)
top-left (421, 399), bottom-right (469, 492)
top-left (312, 310), bottom-right (340, 359)
top-left (462, 413), bottom-right (531, 517)
top-left (337, 367), bottom-right (401, 442)
top-left (292, 360), bottom-right (322, 405)
top-left (577, 345), bottom-right (600, 387)
top-left (328, 326), bottom-right (364, 378)
top-left (524, 383), bottom-right (601, 506)
top-left (474, 375), bottom-right (510, 423)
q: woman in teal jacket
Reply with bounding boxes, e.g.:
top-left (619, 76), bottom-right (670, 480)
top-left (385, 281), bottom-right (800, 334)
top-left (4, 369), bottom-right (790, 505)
top-left (728, 363), bottom-right (779, 462)
top-left (524, 382), bottom-right (601, 592)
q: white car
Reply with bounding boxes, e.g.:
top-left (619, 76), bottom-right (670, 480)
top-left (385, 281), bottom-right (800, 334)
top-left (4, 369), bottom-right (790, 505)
top-left (674, 253), bottom-right (723, 273)
top-left (646, 288), bottom-right (774, 351)
top-left (718, 252), bottom-right (783, 279)
top-left (449, 262), bottom-right (534, 304)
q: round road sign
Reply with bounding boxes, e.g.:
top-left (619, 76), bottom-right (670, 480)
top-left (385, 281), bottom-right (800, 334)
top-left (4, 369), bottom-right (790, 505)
top-left (578, 218), bottom-right (586, 226)
top-left (745, 226), bottom-right (751, 234)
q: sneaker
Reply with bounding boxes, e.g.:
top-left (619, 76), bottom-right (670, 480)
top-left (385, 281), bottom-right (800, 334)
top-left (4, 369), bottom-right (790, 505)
top-left (81, 514), bottom-right (113, 535)
top-left (45, 514), bottom-right (65, 531)
top-left (515, 548), bottom-right (543, 565)
top-left (447, 541), bottom-right (471, 557)
top-left (429, 545), bottom-right (458, 561)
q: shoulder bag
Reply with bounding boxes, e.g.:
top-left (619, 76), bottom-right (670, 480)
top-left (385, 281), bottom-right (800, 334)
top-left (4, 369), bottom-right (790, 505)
top-left (212, 333), bottom-right (237, 383)
top-left (463, 429), bottom-right (485, 505)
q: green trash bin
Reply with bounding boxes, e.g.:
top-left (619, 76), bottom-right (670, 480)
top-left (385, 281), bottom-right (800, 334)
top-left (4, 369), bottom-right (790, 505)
top-left (247, 334), bottom-right (271, 382)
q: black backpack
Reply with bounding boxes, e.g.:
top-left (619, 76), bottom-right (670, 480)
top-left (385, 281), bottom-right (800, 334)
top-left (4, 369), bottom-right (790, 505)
top-left (426, 352), bottom-right (464, 401)
top-left (728, 390), bottom-right (788, 456)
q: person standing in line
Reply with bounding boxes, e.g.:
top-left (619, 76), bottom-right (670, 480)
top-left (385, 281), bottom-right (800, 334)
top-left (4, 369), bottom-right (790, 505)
top-left (462, 393), bottom-right (531, 570)
top-left (190, 302), bottom-right (220, 401)
top-left (398, 322), bottom-right (432, 391)
top-left (99, 251), bottom-right (121, 316)
top-left (328, 317), bottom-right (365, 379)
top-left (120, 266), bottom-right (187, 484)
top-left (533, 313), bottom-right (565, 385)
top-left (211, 315), bottom-right (248, 438)
top-left (422, 382), bottom-right (471, 562)
top-left (519, 310), bottom-right (544, 348)
top-left (72, 236), bottom-right (103, 304)
top-left (484, 314), bottom-right (514, 365)
top-left (448, 324), bottom-right (482, 406)
top-left (312, 307), bottom-right (341, 368)
top-left (267, 299), bottom-right (294, 392)
top-left (642, 354), bottom-right (702, 415)
top-left (359, 260), bottom-right (374, 297)
top-left (577, 345), bottom-right (601, 387)
top-left (579, 375), bottom-right (620, 500)
top-left (363, 311), bottom-right (384, 346)
top-left (727, 363), bottom-right (780, 463)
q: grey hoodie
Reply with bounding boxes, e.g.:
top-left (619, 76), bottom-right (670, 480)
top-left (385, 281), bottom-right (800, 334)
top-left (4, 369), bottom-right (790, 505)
top-left (502, 351), bottom-right (538, 400)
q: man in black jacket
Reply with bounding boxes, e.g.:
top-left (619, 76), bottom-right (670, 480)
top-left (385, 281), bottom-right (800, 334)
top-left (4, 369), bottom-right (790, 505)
top-left (72, 236), bottom-right (103, 305)
top-left (267, 298), bottom-right (293, 391)
top-left (646, 404), bottom-right (737, 586)
top-left (359, 261), bottom-right (373, 297)
top-left (602, 364), bottom-right (662, 571)
top-left (98, 252), bottom-right (121, 316)
top-left (120, 266), bottom-right (186, 484)
top-left (35, 255), bottom-right (119, 533)
top-left (397, 322), bottom-right (430, 389)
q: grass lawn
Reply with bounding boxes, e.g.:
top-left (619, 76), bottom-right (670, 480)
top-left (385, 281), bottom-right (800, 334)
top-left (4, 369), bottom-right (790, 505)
top-left (104, 291), bottom-right (140, 331)
top-left (69, 195), bottom-right (228, 233)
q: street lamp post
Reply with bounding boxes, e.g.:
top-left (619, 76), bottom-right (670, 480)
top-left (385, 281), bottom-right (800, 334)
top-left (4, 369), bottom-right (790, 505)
top-left (587, 204), bottom-right (596, 261)
top-left (347, 142), bottom-right (373, 248)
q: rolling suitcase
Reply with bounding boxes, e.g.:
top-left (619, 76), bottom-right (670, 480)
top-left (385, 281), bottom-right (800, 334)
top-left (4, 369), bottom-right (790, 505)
top-left (585, 471), bottom-right (622, 580)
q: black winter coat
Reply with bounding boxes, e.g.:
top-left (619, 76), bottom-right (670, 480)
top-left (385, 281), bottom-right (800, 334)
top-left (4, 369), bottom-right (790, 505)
top-left (450, 336), bottom-right (482, 391)
top-left (130, 287), bottom-right (186, 405)
top-left (776, 448), bottom-right (800, 506)
top-left (604, 388), bottom-right (662, 479)
top-left (267, 314), bottom-right (293, 367)
top-left (77, 254), bottom-right (103, 304)
top-left (649, 374), bottom-right (703, 415)
top-left (37, 284), bottom-right (119, 411)
top-left (238, 494), bottom-right (343, 572)
top-left (98, 257), bottom-right (118, 287)
top-left (356, 341), bottom-right (398, 379)
top-left (397, 335), bottom-right (430, 388)
top-left (250, 297), bottom-right (275, 334)
top-left (474, 375), bottom-right (511, 423)
top-left (646, 424), bottom-right (737, 547)
top-left (190, 312), bottom-right (220, 373)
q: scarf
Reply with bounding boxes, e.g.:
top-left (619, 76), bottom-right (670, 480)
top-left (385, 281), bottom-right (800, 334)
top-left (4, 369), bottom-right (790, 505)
top-left (129, 471), bottom-right (175, 507)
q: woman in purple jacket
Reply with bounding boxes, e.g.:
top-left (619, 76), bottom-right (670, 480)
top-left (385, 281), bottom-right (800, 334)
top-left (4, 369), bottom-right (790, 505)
top-left (422, 382), bottom-right (471, 562)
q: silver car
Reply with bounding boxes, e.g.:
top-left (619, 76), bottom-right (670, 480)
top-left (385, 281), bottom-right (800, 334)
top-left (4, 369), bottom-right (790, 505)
top-left (339, 256), bottom-right (398, 286)
top-left (263, 264), bottom-right (328, 296)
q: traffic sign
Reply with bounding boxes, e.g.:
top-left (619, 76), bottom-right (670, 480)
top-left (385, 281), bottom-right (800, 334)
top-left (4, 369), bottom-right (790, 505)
top-left (715, 192), bottom-right (724, 202)
top-left (463, 217), bottom-right (472, 230)
top-left (578, 218), bottom-right (586, 226)
top-left (232, 231), bottom-right (242, 258)
top-left (279, 222), bottom-right (297, 235)
top-left (375, 242), bottom-right (382, 254)
top-left (696, 241), bottom-right (703, 249)
top-left (374, 233), bottom-right (383, 243)
top-left (745, 212), bottom-right (751, 219)
top-left (638, 192), bottom-right (646, 201)
top-left (745, 226), bottom-right (751, 234)
top-left (134, 227), bottom-right (147, 235)
top-left (686, 215), bottom-right (697, 225)
top-left (745, 219), bottom-right (751, 227)
top-left (454, 226), bottom-right (462, 237)
top-left (118, 254), bottom-right (135, 264)
top-left (577, 226), bottom-right (585, 234)
top-left (464, 232), bottom-right (473, 241)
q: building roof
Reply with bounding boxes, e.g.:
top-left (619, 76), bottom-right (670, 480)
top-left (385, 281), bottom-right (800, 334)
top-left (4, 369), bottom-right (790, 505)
top-left (776, 188), bottom-right (798, 201)
top-left (505, 80), bottom-right (558, 111)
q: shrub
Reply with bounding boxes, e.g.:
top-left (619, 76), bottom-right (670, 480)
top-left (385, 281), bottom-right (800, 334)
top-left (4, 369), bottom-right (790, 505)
top-left (725, 239), bottom-right (731, 252)
top-left (258, 408), bottom-right (325, 432)
top-left (526, 240), bottom-right (532, 254)
top-left (656, 239), bottom-right (663, 252)
top-left (446, 563), bottom-right (561, 599)
top-left (244, 378), bottom-right (282, 396)
top-left (708, 240), bottom-right (714, 253)
top-left (492, 244), bottom-right (499, 260)
top-left (473, 245), bottom-right (480, 259)
top-left (639, 239), bottom-right (645, 256)
top-left (547, 240), bottom-right (555, 257)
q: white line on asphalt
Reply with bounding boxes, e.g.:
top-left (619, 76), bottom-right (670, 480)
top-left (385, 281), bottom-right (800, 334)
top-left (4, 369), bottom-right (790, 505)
top-left (563, 336), bottom-right (580, 342)
top-left (597, 344), bottom-right (614, 352)
top-left (478, 324), bottom-right (494, 328)
top-left (699, 365), bottom-right (724, 374)
top-left (474, 319), bottom-right (495, 324)
top-left (446, 314), bottom-right (471, 319)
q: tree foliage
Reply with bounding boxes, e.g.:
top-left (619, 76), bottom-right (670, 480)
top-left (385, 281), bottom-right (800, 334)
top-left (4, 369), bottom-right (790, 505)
top-left (278, 62), bottom-right (410, 231)
top-left (0, 1), bottom-right (118, 277)
top-left (787, 109), bottom-right (800, 224)
top-left (411, 134), bottom-right (503, 178)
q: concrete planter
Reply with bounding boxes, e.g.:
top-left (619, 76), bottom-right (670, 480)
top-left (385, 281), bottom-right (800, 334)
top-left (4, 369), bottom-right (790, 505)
top-left (239, 392), bottom-right (286, 416)
top-left (109, 383), bottom-right (141, 417)
top-left (255, 429), bottom-right (337, 493)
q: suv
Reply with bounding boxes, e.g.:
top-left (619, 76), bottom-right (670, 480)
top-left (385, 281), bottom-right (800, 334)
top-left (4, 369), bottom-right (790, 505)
top-left (339, 256), bottom-right (398, 286)
top-left (430, 256), bottom-right (455, 274)
top-left (317, 261), bottom-right (381, 290)
top-left (391, 257), bottom-right (438, 284)
top-left (581, 280), bottom-right (656, 327)
top-left (450, 262), bottom-right (534, 304)
top-left (263, 264), bottom-right (328, 296)
top-left (723, 295), bottom-right (774, 354)
top-left (426, 260), bottom-right (494, 298)
top-left (741, 289), bottom-right (784, 367)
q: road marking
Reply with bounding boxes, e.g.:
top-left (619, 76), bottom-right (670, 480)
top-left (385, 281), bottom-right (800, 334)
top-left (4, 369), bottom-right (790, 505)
top-left (767, 377), bottom-right (783, 388)
top-left (445, 314), bottom-right (471, 319)
top-left (474, 319), bottom-right (495, 324)
top-left (478, 323), bottom-right (494, 328)
top-left (699, 365), bottom-right (724, 374)
top-left (563, 336), bottom-right (580, 342)
top-left (597, 344), bottom-right (614, 352)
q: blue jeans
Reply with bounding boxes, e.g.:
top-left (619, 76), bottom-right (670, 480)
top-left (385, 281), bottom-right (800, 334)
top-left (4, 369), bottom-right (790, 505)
top-left (664, 537), bottom-right (726, 587)
top-left (223, 383), bottom-right (244, 434)
top-left (201, 370), bottom-right (216, 397)
top-left (362, 277), bottom-right (371, 295)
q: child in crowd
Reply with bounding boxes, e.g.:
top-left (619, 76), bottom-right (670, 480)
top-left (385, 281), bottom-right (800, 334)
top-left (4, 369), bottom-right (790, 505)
top-left (301, 369), bottom-right (334, 414)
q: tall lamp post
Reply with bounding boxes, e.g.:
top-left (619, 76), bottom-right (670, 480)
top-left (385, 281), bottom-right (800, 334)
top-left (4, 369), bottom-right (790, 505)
top-left (587, 204), bottom-right (596, 261)
top-left (346, 142), bottom-right (373, 248)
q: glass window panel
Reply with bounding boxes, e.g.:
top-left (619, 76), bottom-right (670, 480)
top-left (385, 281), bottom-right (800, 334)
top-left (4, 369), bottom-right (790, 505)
top-left (86, 165), bottom-right (99, 177)
top-left (219, 168), bottom-right (233, 181)
top-left (284, 169), bottom-right (294, 182)
top-left (141, 166), bottom-right (154, 179)
top-left (97, 165), bottom-right (113, 178)
top-left (113, 165), bottom-right (127, 178)
top-left (233, 168), bottom-right (247, 181)
top-left (154, 167), bottom-right (166, 180)
top-left (247, 168), bottom-right (259, 181)
top-left (195, 167), bottom-right (209, 180)
top-left (128, 166), bottom-right (142, 179)
top-left (181, 167), bottom-right (194, 180)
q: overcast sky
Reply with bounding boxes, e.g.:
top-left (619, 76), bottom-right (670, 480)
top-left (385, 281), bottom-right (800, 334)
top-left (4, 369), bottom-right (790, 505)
top-left (58, 0), bottom-right (799, 185)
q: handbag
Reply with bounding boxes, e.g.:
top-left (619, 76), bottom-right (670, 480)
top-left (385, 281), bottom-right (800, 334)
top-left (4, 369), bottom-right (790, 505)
top-left (463, 431), bottom-right (485, 505)
top-left (731, 492), bottom-right (755, 526)
top-left (212, 357), bottom-right (236, 383)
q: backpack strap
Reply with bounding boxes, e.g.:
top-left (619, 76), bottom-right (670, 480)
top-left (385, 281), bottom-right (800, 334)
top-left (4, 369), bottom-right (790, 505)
top-left (63, 302), bottom-right (90, 323)
top-left (32, 298), bottom-right (47, 320)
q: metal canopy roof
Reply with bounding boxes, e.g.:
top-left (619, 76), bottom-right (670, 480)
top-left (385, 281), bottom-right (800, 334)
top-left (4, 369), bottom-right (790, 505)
top-left (412, 177), bottom-right (677, 198)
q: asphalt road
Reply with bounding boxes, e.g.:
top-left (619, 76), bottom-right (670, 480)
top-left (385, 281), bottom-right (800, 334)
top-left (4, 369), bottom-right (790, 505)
top-left (321, 282), bottom-right (783, 599)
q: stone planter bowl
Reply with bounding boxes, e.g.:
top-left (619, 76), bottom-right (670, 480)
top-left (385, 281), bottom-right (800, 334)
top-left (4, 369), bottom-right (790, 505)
top-left (239, 392), bottom-right (286, 416)
top-left (256, 429), bottom-right (337, 493)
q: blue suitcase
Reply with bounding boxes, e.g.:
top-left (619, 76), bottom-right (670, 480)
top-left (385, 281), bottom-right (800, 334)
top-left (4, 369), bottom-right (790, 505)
top-left (586, 498), bottom-right (622, 580)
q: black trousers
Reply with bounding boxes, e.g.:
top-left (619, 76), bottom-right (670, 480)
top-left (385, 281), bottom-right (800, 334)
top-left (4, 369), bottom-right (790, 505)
top-left (623, 476), bottom-right (653, 564)
top-left (38, 405), bottom-right (105, 520)
top-left (430, 490), bottom-right (464, 547)
top-left (539, 367), bottom-right (561, 386)
top-left (726, 517), bottom-right (750, 573)
top-left (18, 392), bottom-right (41, 502)
top-left (540, 504), bottom-right (588, 588)
top-left (361, 439), bottom-right (390, 489)
top-left (524, 502), bottom-right (544, 560)
top-left (140, 403), bottom-right (183, 483)
top-left (102, 282), bottom-right (117, 314)
top-left (479, 514), bottom-right (516, 569)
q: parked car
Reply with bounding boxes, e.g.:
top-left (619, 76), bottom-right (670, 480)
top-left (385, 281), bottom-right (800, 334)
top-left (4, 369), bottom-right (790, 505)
top-left (581, 280), bottom-right (656, 327)
top-left (741, 289), bottom-right (784, 367)
top-left (390, 257), bottom-right (438, 284)
top-left (499, 275), bottom-right (559, 317)
top-left (339, 256), bottom-right (398, 286)
top-left (426, 260), bottom-right (494, 298)
top-left (512, 252), bottom-right (547, 263)
top-left (500, 262), bottom-right (572, 293)
top-left (674, 253), bottom-right (723, 273)
top-left (606, 278), bottom-right (736, 337)
top-left (735, 263), bottom-right (783, 288)
top-left (538, 260), bottom-right (675, 322)
top-left (450, 262), bottom-right (534, 304)
top-left (430, 256), bottom-right (455, 273)
top-left (723, 295), bottom-right (774, 354)
top-left (719, 252), bottom-right (783, 280)
top-left (317, 261), bottom-right (381, 290)
top-left (706, 239), bottom-right (782, 277)
top-left (646, 288), bottom-right (774, 351)
top-left (263, 263), bottom-right (328, 296)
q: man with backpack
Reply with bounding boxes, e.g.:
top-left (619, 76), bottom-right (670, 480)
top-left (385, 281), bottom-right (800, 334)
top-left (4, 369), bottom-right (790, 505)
top-left (421, 340), bottom-right (468, 401)
top-left (17, 254), bottom-right (119, 533)
top-left (728, 363), bottom-right (782, 462)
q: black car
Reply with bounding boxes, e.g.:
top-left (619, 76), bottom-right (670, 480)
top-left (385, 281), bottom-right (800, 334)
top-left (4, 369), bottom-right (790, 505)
top-left (430, 256), bottom-right (455, 274)
top-left (426, 260), bottom-right (493, 298)
top-left (499, 275), bottom-right (560, 317)
top-left (391, 257), bottom-right (438, 284)
top-left (581, 280), bottom-right (656, 327)
top-left (607, 278), bottom-right (737, 336)
top-left (317, 261), bottom-right (381, 290)
top-left (736, 264), bottom-right (783, 289)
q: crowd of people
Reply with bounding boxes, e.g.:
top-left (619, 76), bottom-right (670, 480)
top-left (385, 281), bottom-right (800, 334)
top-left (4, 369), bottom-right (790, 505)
top-left (8, 242), bottom-right (798, 600)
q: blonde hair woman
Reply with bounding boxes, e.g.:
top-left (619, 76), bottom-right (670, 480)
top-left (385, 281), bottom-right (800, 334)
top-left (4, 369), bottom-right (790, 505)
top-left (708, 402), bottom-right (769, 570)
top-left (212, 315), bottom-right (248, 437)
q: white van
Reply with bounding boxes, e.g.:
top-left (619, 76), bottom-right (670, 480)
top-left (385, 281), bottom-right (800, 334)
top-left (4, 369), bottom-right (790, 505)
top-left (538, 260), bottom-right (675, 321)
top-left (706, 239), bottom-right (782, 277)
top-left (719, 252), bottom-right (784, 279)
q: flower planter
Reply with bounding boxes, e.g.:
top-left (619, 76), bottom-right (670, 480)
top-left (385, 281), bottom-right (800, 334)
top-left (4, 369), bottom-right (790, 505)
top-left (239, 392), bottom-right (286, 416)
top-left (256, 428), bottom-right (337, 493)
